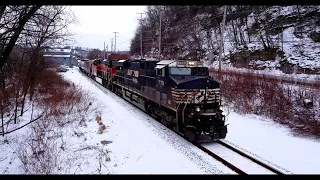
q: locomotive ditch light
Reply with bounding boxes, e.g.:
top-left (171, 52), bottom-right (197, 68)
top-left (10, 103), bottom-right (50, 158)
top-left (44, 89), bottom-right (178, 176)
top-left (195, 106), bottom-right (201, 112)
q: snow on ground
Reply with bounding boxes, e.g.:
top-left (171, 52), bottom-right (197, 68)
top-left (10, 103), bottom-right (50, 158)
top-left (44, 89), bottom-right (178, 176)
top-left (219, 112), bottom-right (320, 174)
top-left (2, 67), bottom-right (320, 174)
top-left (0, 68), bottom-right (235, 174)
top-left (282, 27), bottom-right (320, 69)
top-left (0, 102), bottom-right (38, 174)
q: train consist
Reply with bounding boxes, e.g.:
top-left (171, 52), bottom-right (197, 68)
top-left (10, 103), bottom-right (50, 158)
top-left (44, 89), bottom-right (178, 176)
top-left (78, 54), bottom-right (228, 142)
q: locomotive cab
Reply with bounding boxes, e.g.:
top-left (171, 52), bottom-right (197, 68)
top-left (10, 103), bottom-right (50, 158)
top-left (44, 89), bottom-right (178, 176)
top-left (168, 60), bottom-right (227, 142)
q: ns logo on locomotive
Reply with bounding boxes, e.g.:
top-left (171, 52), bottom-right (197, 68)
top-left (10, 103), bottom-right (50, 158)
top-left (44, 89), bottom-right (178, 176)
top-left (78, 55), bottom-right (227, 142)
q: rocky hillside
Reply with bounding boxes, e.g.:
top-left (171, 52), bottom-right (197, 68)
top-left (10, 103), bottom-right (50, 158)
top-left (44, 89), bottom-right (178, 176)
top-left (130, 6), bottom-right (320, 74)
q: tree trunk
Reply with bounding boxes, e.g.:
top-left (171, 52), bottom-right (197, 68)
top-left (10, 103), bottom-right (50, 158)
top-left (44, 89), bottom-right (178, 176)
top-left (13, 84), bottom-right (19, 124)
top-left (263, 7), bottom-right (272, 48)
top-left (20, 87), bottom-right (28, 116)
top-left (0, 67), bottom-right (5, 90)
top-left (21, 47), bottom-right (40, 105)
top-left (245, 15), bottom-right (251, 43)
top-left (237, 19), bottom-right (246, 45)
top-left (259, 31), bottom-right (267, 49)
top-left (1, 102), bottom-right (4, 136)
top-left (231, 19), bottom-right (238, 46)
top-left (296, 6), bottom-right (303, 37)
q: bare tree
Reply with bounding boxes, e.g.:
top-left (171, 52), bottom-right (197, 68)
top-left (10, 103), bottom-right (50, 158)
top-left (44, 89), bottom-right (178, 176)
top-left (0, 6), bottom-right (41, 129)
top-left (0, 6), bottom-right (76, 127)
top-left (19, 6), bottom-right (76, 116)
top-left (87, 49), bottom-right (102, 59)
top-left (0, 6), bottom-right (42, 90)
top-left (252, 7), bottom-right (269, 49)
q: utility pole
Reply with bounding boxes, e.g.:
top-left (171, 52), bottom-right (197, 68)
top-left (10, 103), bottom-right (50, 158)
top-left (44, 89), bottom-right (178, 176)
top-left (103, 42), bottom-right (106, 60)
top-left (277, 6), bottom-right (281, 47)
top-left (113, 32), bottom-right (119, 52)
top-left (111, 38), bottom-right (113, 53)
top-left (137, 12), bottom-right (144, 58)
top-left (218, 6), bottom-right (227, 81)
top-left (106, 44), bottom-right (108, 59)
top-left (159, 10), bottom-right (162, 60)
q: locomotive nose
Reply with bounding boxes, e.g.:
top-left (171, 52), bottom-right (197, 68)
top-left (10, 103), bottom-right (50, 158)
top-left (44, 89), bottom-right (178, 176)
top-left (171, 76), bottom-right (220, 105)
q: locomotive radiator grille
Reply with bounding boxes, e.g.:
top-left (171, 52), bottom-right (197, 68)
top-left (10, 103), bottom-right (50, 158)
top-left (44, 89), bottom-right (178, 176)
top-left (171, 88), bottom-right (220, 104)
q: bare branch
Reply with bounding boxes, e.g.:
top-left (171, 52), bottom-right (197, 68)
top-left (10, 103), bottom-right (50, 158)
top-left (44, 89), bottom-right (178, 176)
top-left (0, 111), bottom-right (45, 136)
top-left (0, 5), bottom-right (42, 69)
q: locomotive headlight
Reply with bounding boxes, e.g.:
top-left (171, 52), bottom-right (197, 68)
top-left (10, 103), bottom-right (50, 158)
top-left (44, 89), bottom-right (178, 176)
top-left (188, 61), bottom-right (195, 66)
top-left (195, 107), bottom-right (201, 112)
top-left (219, 106), bottom-right (223, 111)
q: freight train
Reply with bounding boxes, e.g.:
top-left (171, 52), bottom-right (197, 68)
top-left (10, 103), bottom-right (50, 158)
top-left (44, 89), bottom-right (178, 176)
top-left (77, 54), bottom-right (227, 142)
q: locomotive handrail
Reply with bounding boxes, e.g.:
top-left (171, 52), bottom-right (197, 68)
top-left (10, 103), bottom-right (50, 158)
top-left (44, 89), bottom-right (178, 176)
top-left (175, 92), bottom-right (188, 124)
top-left (175, 92), bottom-right (188, 109)
top-left (182, 92), bottom-right (194, 123)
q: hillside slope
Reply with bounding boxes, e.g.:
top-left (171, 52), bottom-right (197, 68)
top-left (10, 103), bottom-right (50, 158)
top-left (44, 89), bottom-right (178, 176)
top-left (130, 6), bottom-right (320, 75)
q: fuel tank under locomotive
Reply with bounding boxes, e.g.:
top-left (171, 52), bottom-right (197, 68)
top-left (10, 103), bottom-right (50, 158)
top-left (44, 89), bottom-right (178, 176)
top-left (172, 76), bottom-right (228, 142)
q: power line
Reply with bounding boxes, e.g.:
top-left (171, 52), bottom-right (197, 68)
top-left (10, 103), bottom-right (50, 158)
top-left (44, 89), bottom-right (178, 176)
top-left (118, 39), bottom-right (131, 44)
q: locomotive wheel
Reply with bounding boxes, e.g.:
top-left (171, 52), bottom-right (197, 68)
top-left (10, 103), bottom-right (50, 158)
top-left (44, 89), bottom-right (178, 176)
top-left (145, 102), bottom-right (153, 115)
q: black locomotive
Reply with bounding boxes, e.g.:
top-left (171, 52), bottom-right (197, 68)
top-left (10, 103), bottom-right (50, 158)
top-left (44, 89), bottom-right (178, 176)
top-left (78, 55), bottom-right (227, 142)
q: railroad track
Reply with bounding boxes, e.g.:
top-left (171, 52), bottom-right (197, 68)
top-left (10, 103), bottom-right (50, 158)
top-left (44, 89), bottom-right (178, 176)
top-left (198, 140), bottom-right (289, 174)
top-left (77, 68), bottom-right (288, 175)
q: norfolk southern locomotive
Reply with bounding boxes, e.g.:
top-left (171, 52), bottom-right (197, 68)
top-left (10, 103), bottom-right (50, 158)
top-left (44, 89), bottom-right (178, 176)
top-left (78, 54), bottom-right (227, 142)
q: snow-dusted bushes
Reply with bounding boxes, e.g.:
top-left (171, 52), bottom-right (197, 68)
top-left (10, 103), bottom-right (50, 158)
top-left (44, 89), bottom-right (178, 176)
top-left (210, 68), bottom-right (320, 137)
top-left (16, 69), bottom-right (100, 174)
top-left (1, 68), bottom-right (108, 174)
top-left (36, 69), bottom-right (97, 124)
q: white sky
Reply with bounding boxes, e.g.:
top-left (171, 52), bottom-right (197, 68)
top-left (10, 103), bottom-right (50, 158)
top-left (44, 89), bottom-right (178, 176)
top-left (69, 6), bottom-right (147, 51)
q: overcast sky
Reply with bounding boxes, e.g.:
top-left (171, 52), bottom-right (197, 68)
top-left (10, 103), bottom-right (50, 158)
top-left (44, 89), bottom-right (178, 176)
top-left (69, 6), bottom-right (147, 51)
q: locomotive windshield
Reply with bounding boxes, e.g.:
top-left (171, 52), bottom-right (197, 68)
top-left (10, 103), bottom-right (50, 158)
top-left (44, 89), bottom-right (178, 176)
top-left (169, 67), bottom-right (209, 76)
top-left (170, 67), bottom-right (191, 75)
top-left (192, 67), bottom-right (209, 76)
